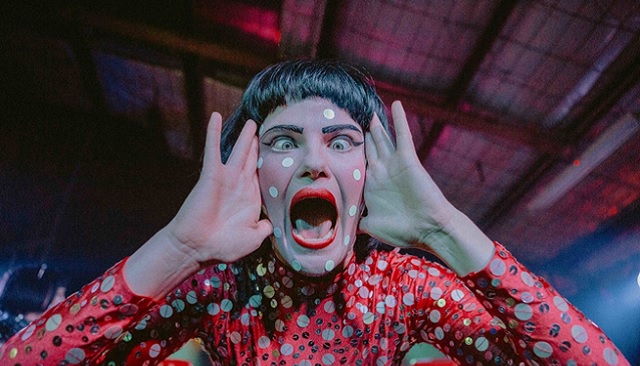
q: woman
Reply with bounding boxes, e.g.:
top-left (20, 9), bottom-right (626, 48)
top-left (0, 60), bottom-right (629, 365)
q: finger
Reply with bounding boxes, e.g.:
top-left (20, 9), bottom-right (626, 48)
top-left (254, 219), bottom-right (274, 241)
top-left (391, 101), bottom-right (416, 152)
top-left (202, 112), bottom-right (223, 176)
top-left (370, 113), bottom-right (394, 159)
top-left (227, 120), bottom-right (258, 167)
top-left (243, 135), bottom-right (259, 173)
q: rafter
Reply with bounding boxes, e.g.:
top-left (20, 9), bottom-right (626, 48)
top-left (417, 0), bottom-right (518, 161)
top-left (479, 32), bottom-right (640, 230)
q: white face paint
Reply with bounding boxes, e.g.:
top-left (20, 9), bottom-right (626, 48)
top-left (258, 99), bottom-right (366, 276)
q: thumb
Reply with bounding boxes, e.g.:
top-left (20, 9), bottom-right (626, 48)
top-left (358, 217), bottom-right (372, 236)
top-left (254, 219), bottom-right (274, 242)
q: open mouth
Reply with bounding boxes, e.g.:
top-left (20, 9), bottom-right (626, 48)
top-left (289, 188), bottom-right (337, 249)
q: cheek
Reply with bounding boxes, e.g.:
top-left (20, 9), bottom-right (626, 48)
top-left (258, 155), bottom-right (297, 200)
top-left (337, 160), bottom-right (366, 197)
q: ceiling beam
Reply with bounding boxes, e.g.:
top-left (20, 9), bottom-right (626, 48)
top-left (279, 0), bottom-right (328, 59)
top-left (183, 55), bottom-right (207, 159)
top-left (315, 0), bottom-right (341, 59)
top-left (445, 1), bottom-right (518, 105)
top-left (417, 0), bottom-right (518, 161)
top-left (376, 82), bottom-right (565, 155)
top-left (64, 9), bottom-right (275, 73)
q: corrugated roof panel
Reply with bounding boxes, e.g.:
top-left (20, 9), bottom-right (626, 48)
top-left (203, 78), bottom-right (244, 123)
top-left (335, 0), bottom-right (496, 92)
top-left (468, 1), bottom-right (637, 128)
top-left (94, 52), bottom-right (192, 159)
top-left (425, 125), bottom-right (536, 221)
top-left (95, 52), bottom-right (158, 121)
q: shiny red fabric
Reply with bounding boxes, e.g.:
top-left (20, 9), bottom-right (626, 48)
top-left (0, 243), bottom-right (628, 365)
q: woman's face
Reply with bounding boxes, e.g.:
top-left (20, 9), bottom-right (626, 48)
top-left (258, 98), bottom-right (366, 276)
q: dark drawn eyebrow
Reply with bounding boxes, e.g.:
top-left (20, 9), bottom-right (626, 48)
top-left (261, 125), bottom-right (304, 136)
top-left (321, 124), bottom-right (363, 135)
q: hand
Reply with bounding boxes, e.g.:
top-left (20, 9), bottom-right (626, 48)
top-left (359, 101), bottom-right (455, 250)
top-left (167, 112), bottom-right (273, 263)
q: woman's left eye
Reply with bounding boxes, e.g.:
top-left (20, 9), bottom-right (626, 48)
top-left (329, 137), bottom-right (353, 151)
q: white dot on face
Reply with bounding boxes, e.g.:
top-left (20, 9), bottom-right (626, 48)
top-left (282, 157), bottom-right (294, 167)
top-left (258, 124), bottom-right (265, 136)
top-left (273, 227), bottom-right (282, 238)
top-left (325, 260), bottom-right (335, 271)
top-left (353, 169), bottom-right (362, 181)
top-left (349, 205), bottom-right (357, 217)
top-left (257, 157), bottom-right (263, 169)
top-left (343, 235), bottom-right (351, 246)
top-left (269, 186), bottom-right (278, 198)
top-left (323, 108), bottom-right (335, 119)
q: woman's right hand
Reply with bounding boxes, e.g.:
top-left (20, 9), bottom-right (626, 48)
top-left (124, 113), bottom-right (272, 299)
top-left (167, 112), bottom-right (273, 264)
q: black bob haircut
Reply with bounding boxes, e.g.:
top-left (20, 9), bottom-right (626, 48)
top-left (219, 59), bottom-right (390, 163)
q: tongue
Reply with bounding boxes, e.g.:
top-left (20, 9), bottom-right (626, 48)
top-left (294, 219), bottom-right (333, 239)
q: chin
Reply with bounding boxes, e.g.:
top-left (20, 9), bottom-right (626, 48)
top-left (274, 234), bottom-right (352, 277)
top-left (294, 243), bottom-right (352, 277)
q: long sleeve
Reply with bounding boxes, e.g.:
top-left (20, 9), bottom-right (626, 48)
top-left (460, 242), bottom-right (629, 365)
top-left (0, 258), bottom-right (168, 365)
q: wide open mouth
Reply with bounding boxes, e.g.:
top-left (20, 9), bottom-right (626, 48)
top-left (289, 188), bottom-right (337, 249)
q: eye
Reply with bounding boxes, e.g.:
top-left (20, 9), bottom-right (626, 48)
top-left (271, 136), bottom-right (297, 151)
top-left (329, 136), bottom-right (353, 151)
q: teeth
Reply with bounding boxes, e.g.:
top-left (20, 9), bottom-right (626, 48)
top-left (295, 219), bottom-right (314, 231)
top-left (294, 219), bottom-right (333, 241)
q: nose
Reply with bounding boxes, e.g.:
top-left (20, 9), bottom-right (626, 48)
top-left (298, 143), bottom-right (330, 181)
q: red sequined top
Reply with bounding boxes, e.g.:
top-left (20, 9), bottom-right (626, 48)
top-left (0, 243), bottom-right (629, 365)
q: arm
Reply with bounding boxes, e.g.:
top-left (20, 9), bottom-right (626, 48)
top-left (360, 101), bottom-right (630, 365)
top-left (360, 101), bottom-right (494, 276)
top-left (0, 112), bottom-right (272, 364)
top-left (463, 242), bottom-right (627, 365)
top-left (0, 258), bottom-right (157, 364)
top-left (0, 257), bottom-right (236, 365)
top-left (125, 112), bottom-right (272, 299)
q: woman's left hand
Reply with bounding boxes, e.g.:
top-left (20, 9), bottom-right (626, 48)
top-left (359, 101), bottom-right (454, 249)
top-left (359, 101), bottom-right (494, 275)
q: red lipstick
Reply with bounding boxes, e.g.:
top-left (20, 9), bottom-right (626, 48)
top-left (289, 188), bottom-right (338, 249)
